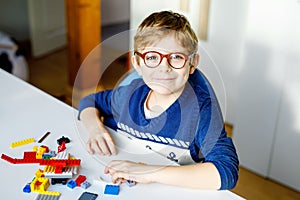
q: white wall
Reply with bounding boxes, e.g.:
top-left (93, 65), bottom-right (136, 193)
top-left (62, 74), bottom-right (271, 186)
top-left (233, 0), bottom-right (300, 190)
top-left (200, 0), bottom-right (249, 123)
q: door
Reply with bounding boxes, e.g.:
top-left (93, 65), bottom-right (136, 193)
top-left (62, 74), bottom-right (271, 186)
top-left (28, 0), bottom-right (66, 57)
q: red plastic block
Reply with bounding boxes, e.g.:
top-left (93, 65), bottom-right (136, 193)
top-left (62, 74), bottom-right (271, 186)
top-left (75, 175), bottom-right (86, 186)
top-left (14, 158), bottom-right (40, 164)
top-left (1, 154), bottom-right (16, 164)
top-left (66, 159), bottom-right (81, 166)
top-left (39, 159), bottom-right (81, 167)
top-left (54, 166), bottom-right (63, 174)
top-left (1, 153), bottom-right (81, 168)
top-left (57, 142), bottom-right (66, 153)
top-left (40, 145), bottom-right (49, 153)
top-left (23, 151), bottom-right (37, 159)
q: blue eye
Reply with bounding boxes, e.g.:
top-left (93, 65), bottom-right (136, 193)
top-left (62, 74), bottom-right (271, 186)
top-left (146, 56), bottom-right (158, 60)
top-left (145, 53), bottom-right (160, 61)
top-left (170, 54), bottom-right (185, 60)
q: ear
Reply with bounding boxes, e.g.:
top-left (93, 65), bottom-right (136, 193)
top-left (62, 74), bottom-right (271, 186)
top-left (189, 54), bottom-right (199, 74)
top-left (131, 55), bottom-right (142, 76)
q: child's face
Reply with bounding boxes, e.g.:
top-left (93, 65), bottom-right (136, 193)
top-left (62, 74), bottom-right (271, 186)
top-left (132, 34), bottom-right (198, 96)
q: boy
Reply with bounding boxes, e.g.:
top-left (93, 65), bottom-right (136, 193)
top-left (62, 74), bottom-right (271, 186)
top-left (78, 11), bottom-right (238, 190)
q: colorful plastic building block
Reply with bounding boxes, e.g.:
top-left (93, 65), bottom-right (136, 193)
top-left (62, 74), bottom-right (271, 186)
top-left (2, 152), bottom-right (81, 167)
top-left (44, 167), bottom-right (73, 179)
top-left (24, 151), bottom-right (37, 159)
top-left (32, 146), bottom-right (38, 152)
top-left (10, 137), bottom-right (35, 148)
top-left (49, 150), bottom-right (56, 157)
top-left (75, 175), bottom-right (86, 186)
top-left (38, 131), bottom-right (51, 143)
top-left (57, 141), bottom-right (66, 153)
top-left (35, 192), bottom-right (60, 200)
top-left (2, 138), bottom-right (82, 197)
top-left (104, 184), bottom-right (120, 195)
top-left (51, 178), bottom-right (68, 185)
top-left (42, 154), bottom-right (52, 160)
top-left (126, 180), bottom-right (136, 187)
top-left (30, 177), bottom-right (50, 193)
top-left (38, 191), bottom-right (60, 196)
top-left (39, 159), bottom-right (81, 167)
top-left (1, 153), bottom-right (16, 164)
top-left (36, 146), bottom-right (49, 159)
top-left (80, 181), bottom-right (91, 189)
top-left (67, 180), bottom-right (77, 189)
top-left (57, 136), bottom-right (70, 145)
top-left (35, 169), bottom-right (44, 178)
top-left (78, 192), bottom-right (98, 200)
top-left (23, 183), bottom-right (31, 193)
top-left (1, 153), bottom-right (38, 164)
top-left (55, 150), bottom-right (69, 160)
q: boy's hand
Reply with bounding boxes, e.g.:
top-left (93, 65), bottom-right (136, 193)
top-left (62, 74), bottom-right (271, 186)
top-left (104, 160), bottom-right (159, 184)
top-left (87, 128), bottom-right (117, 156)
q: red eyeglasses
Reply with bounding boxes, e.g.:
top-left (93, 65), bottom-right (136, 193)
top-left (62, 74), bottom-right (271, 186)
top-left (134, 51), bottom-right (192, 69)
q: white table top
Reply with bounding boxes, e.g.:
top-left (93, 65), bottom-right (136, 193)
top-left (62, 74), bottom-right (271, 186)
top-left (0, 69), bottom-right (244, 200)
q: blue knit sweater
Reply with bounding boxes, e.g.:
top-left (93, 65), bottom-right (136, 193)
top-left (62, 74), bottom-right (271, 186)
top-left (78, 69), bottom-right (239, 190)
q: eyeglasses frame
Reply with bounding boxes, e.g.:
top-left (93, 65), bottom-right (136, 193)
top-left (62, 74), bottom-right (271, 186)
top-left (134, 51), bottom-right (193, 69)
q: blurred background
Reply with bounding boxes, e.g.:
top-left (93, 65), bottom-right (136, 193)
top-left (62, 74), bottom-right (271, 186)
top-left (0, 0), bottom-right (299, 199)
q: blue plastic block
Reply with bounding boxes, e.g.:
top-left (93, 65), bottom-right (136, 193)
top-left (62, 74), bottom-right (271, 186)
top-left (78, 192), bottom-right (98, 200)
top-left (104, 184), bottom-right (120, 195)
top-left (126, 180), bottom-right (136, 187)
top-left (80, 181), bottom-right (91, 189)
top-left (67, 180), bottom-right (77, 189)
top-left (23, 183), bottom-right (31, 193)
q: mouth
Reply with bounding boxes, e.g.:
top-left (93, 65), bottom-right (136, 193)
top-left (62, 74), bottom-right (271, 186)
top-left (153, 77), bottom-right (175, 81)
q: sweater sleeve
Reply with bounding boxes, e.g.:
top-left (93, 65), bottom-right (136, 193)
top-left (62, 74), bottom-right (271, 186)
top-left (207, 135), bottom-right (239, 190)
top-left (77, 90), bottom-right (114, 120)
top-left (195, 97), bottom-right (239, 190)
top-left (189, 70), bottom-right (239, 190)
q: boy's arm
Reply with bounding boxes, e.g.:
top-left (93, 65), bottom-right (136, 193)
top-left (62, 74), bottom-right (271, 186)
top-left (104, 161), bottom-right (221, 189)
top-left (78, 92), bottom-right (117, 155)
top-left (80, 107), bottom-right (117, 155)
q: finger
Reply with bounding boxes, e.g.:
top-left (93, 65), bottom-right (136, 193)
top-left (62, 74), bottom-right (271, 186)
top-left (111, 171), bottom-right (129, 184)
top-left (104, 165), bottom-right (115, 175)
top-left (104, 135), bottom-right (117, 155)
top-left (104, 167), bottom-right (109, 174)
top-left (91, 140), bottom-right (104, 156)
top-left (104, 160), bottom-right (120, 173)
top-left (86, 141), bottom-right (94, 154)
top-left (105, 160), bottom-right (127, 175)
top-left (97, 137), bottom-right (111, 155)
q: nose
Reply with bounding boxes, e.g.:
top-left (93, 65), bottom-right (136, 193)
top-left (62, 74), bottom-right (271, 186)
top-left (158, 57), bottom-right (172, 71)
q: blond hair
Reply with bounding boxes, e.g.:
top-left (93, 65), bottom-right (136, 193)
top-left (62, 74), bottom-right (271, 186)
top-left (134, 11), bottom-right (198, 54)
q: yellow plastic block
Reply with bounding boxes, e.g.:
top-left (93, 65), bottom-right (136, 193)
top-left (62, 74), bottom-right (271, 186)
top-left (35, 169), bottom-right (44, 178)
top-left (38, 191), bottom-right (61, 196)
top-left (10, 138), bottom-right (35, 148)
top-left (30, 177), bottom-right (49, 193)
top-left (44, 165), bottom-right (55, 173)
top-left (36, 146), bottom-right (47, 159)
top-left (32, 146), bottom-right (38, 152)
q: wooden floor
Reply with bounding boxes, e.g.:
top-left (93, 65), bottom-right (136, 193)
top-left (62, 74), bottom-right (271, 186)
top-left (27, 49), bottom-right (300, 200)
